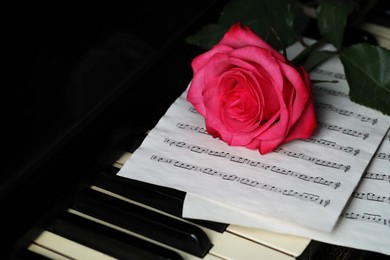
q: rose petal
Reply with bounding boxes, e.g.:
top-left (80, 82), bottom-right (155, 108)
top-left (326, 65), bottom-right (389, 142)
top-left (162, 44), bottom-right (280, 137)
top-left (278, 63), bottom-right (310, 124)
top-left (219, 23), bottom-right (285, 62)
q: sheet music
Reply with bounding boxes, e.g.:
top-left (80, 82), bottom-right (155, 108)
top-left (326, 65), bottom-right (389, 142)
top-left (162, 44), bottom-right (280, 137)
top-left (118, 41), bottom-right (390, 232)
top-left (183, 129), bottom-right (390, 255)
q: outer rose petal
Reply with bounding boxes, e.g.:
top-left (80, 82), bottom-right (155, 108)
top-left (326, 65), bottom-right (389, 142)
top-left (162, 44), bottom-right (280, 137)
top-left (278, 62), bottom-right (310, 124)
top-left (219, 23), bottom-right (285, 62)
top-left (284, 66), bottom-right (317, 142)
top-left (191, 45), bottom-right (233, 74)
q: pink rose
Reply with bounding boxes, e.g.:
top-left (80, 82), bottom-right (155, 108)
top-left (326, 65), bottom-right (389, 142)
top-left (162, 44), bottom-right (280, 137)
top-left (187, 23), bottom-right (317, 154)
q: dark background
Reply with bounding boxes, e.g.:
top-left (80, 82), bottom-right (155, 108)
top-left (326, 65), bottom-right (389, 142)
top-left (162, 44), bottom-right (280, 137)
top-left (2, 1), bottom-right (389, 258)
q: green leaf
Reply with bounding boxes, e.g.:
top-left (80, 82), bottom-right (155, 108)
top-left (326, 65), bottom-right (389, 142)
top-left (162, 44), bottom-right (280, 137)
top-left (185, 0), bottom-right (310, 51)
top-left (303, 50), bottom-right (336, 72)
top-left (317, 0), bottom-right (357, 50)
top-left (185, 24), bottom-right (228, 50)
top-left (219, 0), bottom-right (309, 50)
top-left (340, 43), bottom-right (390, 115)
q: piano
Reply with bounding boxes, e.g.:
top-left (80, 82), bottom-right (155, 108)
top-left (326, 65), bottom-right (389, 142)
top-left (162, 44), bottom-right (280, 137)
top-left (3, 1), bottom-right (389, 259)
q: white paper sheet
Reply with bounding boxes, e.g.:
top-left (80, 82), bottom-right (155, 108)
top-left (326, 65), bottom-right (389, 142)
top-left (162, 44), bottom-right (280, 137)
top-left (117, 41), bottom-right (390, 232)
top-left (183, 129), bottom-right (390, 255)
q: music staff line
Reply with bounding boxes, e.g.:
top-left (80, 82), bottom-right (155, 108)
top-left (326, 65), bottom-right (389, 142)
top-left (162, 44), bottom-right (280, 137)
top-left (375, 152), bottom-right (390, 162)
top-left (317, 121), bottom-right (369, 140)
top-left (300, 137), bottom-right (360, 156)
top-left (273, 147), bottom-right (350, 172)
top-left (351, 191), bottom-right (390, 204)
top-left (163, 138), bottom-right (341, 189)
top-left (315, 102), bottom-right (378, 125)
top-left (312, 85), bottom-right (348, 98)
top-left (341, 212), bottom-right (390, 228)
top-left (150, 154), bottom-right (331, 207)
top-left (362, 172), bottom-right (390, 183)
top-left (177, 122), bottom-right (361, 156)
top-left (312, 68), bottom-right (346, 81)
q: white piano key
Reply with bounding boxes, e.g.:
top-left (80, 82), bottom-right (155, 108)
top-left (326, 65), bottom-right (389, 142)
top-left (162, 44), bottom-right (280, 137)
top-left (227, 225), bottom-right (311, 258)
top-left (34, 231), bottom-right (116, 260)
top-left (113, 151), bottom-right (132, 167)
top-left (28, 243), bottom-right (71, 259)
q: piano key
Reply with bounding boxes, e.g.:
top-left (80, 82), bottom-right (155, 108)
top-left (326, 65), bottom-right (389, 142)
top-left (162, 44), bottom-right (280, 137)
top-left (67, 209), bottom-right (222, 260)
top-left (71, 187), bottom-right (212, 258)
top-left (87, 183), bottom-right (296, 260)
top-left (226, 224), bottom-right (312, 258)
top-left (34, 231), bottom-right (115, 259)
top-left (46, 211), bottom-right (184, 260)
top-left (112, 151), bottom-right (132, 168)
top-left (25, 146), bottom-right (310, 260)
top-left (95, 165), bottom-right (229, 233)
top-left (113, 135), bottom-right (312, 256)
top-left (25, 173), bottom-right (301, 260)
top-left (110, 150), bottom-right (312, 258)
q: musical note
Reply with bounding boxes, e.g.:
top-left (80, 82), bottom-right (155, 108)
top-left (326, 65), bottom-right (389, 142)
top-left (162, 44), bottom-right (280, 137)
top-left (312, 68), bottom-right (346, 80)
top-left (300, 137), bottom-right (360, 155)
top-left (176, 122), bottom-right (209, 135)
top-left (188, 106), bottom-right (198, 114)
top-left (375, 152), bottom-right (390, 162)
top-left (362, 172), bottom-right (390, 183)
top-left (151, 154), bottom-right (331, 207)
top-left (351, 191), bottom-right (390, 204)
top-left (315, 103), bottom-right (378, 125)
top-left (163, 138), bottom-right (341, 189)
top-left (312, 85), bottom-right (349, 98)
top-left (317, 122), bottom-right (369, 140)
top-left (273, 147), bottom-right (351, 172)
top-left (341, 212), bottom-right (390, 227)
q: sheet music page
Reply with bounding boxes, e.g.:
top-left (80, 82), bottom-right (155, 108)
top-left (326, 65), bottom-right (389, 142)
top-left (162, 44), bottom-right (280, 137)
top-left (183, 128), bottom-right (390, 255)
top-left (117, 41), bottom-right (390, 232)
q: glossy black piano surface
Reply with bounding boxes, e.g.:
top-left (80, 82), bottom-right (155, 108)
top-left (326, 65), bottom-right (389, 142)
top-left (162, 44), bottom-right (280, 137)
top-left (3, 1), bottom-right (390, 259)
top-left (4, 1), bottom-right (228, 257)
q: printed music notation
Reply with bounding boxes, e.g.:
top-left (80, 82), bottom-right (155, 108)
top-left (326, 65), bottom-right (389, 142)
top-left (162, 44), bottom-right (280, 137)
top-left (375, 151), bottom-right (390, 161)
top-left (300, 137), bottom-right (360, 155)
top-left (312, 68), bottom-right (346, 80)
top-left (166, 135), bottom-right (350, 175)
top-left (176, 122), bottom-right (208, 135)
top-left (177, 122), bottom-right (361, 156)
top-left (150, 154), bottom-right (331, 207)
top-left (362, 172), bottom-right (390, 183)
top-left (315, 102), bottom-right (378, 125)
top-left (341, 212), bottom-right (390, 227)
top-left (272, 147), bottom-right (350, 172)
top-left (351, 191), bottom-right (390, 204)
top-left (317, 121), bottom-right (370, 140)
top-left (312, 85), bottom-right (349, 98)
top-left (163, 138), bottom-right (341, 189)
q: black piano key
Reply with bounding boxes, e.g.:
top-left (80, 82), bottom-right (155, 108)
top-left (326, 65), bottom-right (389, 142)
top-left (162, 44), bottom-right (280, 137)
top-left (96, 165), bottom-right (229, 233)
top-left (72, 187), bottom-right (213, 258)
top-left (48, 211), bottom-right (183, 260)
